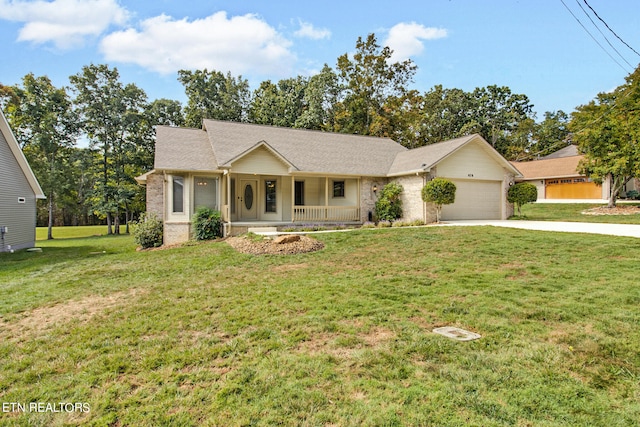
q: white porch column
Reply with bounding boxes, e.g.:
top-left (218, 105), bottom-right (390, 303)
top-left (325, 176), bottom-right (329, 220)
top-left (291, 175), bottom-right (295, 222)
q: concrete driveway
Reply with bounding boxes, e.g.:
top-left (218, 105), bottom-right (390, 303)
top-left (439, 220), bottom-right (640, 238)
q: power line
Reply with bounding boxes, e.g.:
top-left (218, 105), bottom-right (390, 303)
top-left (581, 0), bottom-right (640, 58)
top-left (559, 0), bottom-right (630, 73)
top-left (574, 0), bottom-right (634, 69)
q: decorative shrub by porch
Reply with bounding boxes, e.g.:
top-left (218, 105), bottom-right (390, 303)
top-left (374, 182), bottom-right (404, 223)
top-left (131, 213), bottom-right (163, 248)
top-left (507, 182), bottom-right (538, 216)
top-left (193, 208), bottom-right (223, 240)
top-left (422, 178), bottom-right (456, 223)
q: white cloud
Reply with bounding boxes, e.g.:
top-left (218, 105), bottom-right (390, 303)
top-left (384, 22), bottom-right (447, 62)
top-left (100, 11), bottom-right (296, 76)
top-left (294, 20), bottom-right (331, 40)
top-left (0, 0), bottom-right (129, 49)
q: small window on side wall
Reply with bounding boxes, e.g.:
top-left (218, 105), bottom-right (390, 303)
top-left (333, 180), bottom-right (345, 198)
top-left (172, 176), bottom-right (184, 213)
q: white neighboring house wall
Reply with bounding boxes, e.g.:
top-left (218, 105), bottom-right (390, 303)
top-left (0, 110), bottom-right (45, 252)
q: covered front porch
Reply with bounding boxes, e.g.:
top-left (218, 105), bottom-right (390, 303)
top-left (221, 173), bottom-right (363, 230)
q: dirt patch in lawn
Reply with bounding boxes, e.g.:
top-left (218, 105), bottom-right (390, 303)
top-left (226, 234), bottom-right (324, 255)
top-left (582, 205), bottom-right (640, 215)
top-left (1, 289), bottom-right (145, 341)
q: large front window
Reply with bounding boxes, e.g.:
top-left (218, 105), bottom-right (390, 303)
top-left (194, 177), bottom-right (218, 210)
top-left (265, 180), bottom-right (276, 213)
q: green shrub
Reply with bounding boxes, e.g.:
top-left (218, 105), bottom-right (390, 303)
top-left (626, 190), bottom-right (640, 200)
top-left (507, 182), bottom-right (538, 216)
top-left (374, 182), bottom-right (404, 224)
top-left (131, 213), bottom-right (163, 249)
top-left (193, 207), bottom-right (223, 240)
top-left (422, 178), bottom-right (456, 223)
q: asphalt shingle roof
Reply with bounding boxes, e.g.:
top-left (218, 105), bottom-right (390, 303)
top-left (511, 155), bottom-right (584, 179)
top-left (153, 121), bottom-right (517, 178)
top-left (203, 119), bottom-right (407, 176)
top-left (387, 135), bottom-right (476, 175)
top-left (154, 125), bottom-right (217, 171)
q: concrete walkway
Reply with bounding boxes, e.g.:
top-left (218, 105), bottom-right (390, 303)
top-left (440, 220), bottom-right (640, 238)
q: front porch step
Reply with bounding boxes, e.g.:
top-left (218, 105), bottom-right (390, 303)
top-left (247, 227), bottom-right (279, 236)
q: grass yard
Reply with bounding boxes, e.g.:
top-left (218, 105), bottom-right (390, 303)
top-left (1, 226), bottom-right (639, 426)
top-left (517, 202), bottom-right (640, 223)
top-left (36, 225), bottom-right (117, 241)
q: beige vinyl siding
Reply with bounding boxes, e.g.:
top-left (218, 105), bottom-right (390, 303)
top-left (281, 178), bottom-right (292, 221)
top-left (0, 130), bottom-right (37, 251)
top-left (436, 141), bottom-right (505, 181)
top-left (329, 179), bottom-right (358, 206)
top-left (231, 146), bottom-right (290, 175)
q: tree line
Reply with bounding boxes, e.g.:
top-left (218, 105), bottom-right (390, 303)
top-left (3, 33), bottom-right (634, 237)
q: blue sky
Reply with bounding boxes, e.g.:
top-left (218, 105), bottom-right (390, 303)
top-left (1, 0), bottom-right (639, 119)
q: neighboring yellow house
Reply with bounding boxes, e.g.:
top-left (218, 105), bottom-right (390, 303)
top-left (137, 120), bottom-right (521, 244)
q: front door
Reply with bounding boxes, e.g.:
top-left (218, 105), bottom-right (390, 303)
top-left (240, 179), bottom-right (258, 220)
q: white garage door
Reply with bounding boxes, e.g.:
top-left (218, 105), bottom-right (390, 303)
top-left (441, 180), bottom-right (502, 220)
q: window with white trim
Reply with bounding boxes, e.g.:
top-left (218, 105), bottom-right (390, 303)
top-left (172, 176), bottom-right (184, 213)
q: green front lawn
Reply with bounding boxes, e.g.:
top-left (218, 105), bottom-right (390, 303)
top-left (36, 225), bottom-right (117, 241)
top-left (517, 202), bottom-right (640, 223)
top-left (1, 227), bottom-right (639, 426)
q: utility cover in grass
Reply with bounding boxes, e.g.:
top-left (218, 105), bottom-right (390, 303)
top-left (433, 326), bottom-right (481, 341)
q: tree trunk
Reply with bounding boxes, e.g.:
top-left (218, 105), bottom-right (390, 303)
top-left (107, 213), bottom-right (113, 235)
top-left (114, 211), bottom-right (120, 235)
top-left (47, 193), bottom-right (54, 240)
top-left (125, 208), bottom-right (131, 234)
top-left (607, 174), bottom-right (628, 209)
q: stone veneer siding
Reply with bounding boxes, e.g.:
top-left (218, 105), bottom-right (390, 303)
top-left (392, 175), bottom-right (425, 223)
top-left (164, 222), bottom-right (191, 246)
top-left (504, 171), bottom-right (516, 219)
top-left (359, 177), bottom-right (386, 223)
top-left (146, 172), bottom-right (164, 220)
top-left (144, 172), bottom-right (191, 246)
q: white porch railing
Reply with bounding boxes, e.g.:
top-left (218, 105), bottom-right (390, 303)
top-left (293, 206), bottom-right (360, 222)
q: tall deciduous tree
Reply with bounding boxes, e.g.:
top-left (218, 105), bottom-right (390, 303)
top-left (295, 64), bottom-right (340, 130)
top-left (570, 66), bottom-right (640, 207)
top-left (467, 85), bottom-right (535, 155)
top-left (178, 69), bottom-right (250, 127)
top-left (70, 64), bottom-right (151, 234)
top-left (530, 110), bottom-right (570, 159)
top-left (249, 77), bottom-right (308, 127)
top-left (334, 33), bottom-right (416, 136)
top-left (4, 74), bottom-right (78, 239)
top-left (146, 98), bottom-right (185, 127)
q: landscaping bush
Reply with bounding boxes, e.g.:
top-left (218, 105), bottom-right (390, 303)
top-left (131, 213), bottom-right (163, 248)
top-left (422, 178), bottom-right (456, 223)
top-left (507, 182), bottom-right (538, 216)
top-left (192, 207), bottom-right (223, 240)
top-left (374, 182), bottom-right (404, 224)
top-left (625, 190), bottom-right (640, 200)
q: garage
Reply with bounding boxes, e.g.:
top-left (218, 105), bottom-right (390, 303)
top-left (441, 179), bottom-right (502, 220)
top-left (545, 178), bottom-right (601, 199)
